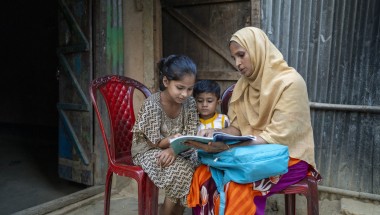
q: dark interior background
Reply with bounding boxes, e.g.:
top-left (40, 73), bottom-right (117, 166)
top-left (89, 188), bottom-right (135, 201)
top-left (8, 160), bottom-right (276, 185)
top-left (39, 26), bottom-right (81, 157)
top-left (0, 0), bottom-right (58, 126)
top-left (0, 1), bottom-right (86, 214)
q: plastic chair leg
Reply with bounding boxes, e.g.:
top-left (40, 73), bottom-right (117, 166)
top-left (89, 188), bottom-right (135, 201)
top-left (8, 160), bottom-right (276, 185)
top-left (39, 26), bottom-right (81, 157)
top-left (285, 194), bottom-right (296, 215)
top-left (137, 178), bottom-right (146, 215)
top-left (104, 169), bottom-right (113, 215)
top-left (150, 185), bottom-right (159, 215)
top-left (306, 177), bottom-right (319, 215)
top-left (284, 176), bottom-right (319, 215)
top-left (144, 178), bottom-right (159, 215)
top-left (136, 175), bottom-right (158, 215)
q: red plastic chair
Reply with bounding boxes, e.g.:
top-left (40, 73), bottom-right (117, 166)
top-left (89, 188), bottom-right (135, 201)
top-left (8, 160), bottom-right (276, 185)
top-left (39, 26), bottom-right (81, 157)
top-left (220, 84), bottom-right (235, 115)
top-left (90, 75), bottom-right (158, 215)
top-left (279, 175), bottom-right (319, 215)
top-left (221, 84), bottom-right (319, 215)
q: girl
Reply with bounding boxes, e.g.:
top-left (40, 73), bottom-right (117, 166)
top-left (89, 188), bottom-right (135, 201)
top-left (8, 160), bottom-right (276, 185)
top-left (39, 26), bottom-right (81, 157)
top-left (131, 55), bottom-right (199, 214)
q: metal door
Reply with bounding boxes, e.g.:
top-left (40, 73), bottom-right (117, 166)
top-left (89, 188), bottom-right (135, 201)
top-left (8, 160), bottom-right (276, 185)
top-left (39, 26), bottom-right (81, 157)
top-left (161, 0), bottom-right (259, 90)
top-left (57, 0), bottom-right (93, 185)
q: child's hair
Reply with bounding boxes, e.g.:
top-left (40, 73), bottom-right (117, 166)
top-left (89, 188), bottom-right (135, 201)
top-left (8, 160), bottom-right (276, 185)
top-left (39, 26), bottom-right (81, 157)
top-left (193, 80), bottom-right (221, 99)
top-left (158, 55), bottom-right (197, 91)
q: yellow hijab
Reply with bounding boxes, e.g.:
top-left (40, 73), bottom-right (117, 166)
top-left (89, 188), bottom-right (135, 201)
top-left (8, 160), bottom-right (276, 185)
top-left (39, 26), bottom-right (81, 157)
top-left (229, 27), bottom-right (316, 167)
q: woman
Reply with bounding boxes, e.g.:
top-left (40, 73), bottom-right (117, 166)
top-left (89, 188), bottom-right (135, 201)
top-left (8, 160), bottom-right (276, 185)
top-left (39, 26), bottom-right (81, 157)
top-left (186, 27), bottom-right (321, 215)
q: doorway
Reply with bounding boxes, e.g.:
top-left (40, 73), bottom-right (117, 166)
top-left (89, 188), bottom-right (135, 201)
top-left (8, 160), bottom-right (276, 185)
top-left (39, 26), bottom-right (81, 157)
top-left (0, 1), bottom-right (86, 214)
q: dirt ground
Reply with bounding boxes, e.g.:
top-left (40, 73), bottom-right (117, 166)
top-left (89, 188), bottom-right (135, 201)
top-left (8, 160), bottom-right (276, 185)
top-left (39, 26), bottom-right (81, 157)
top-left (15, 175), bottom-right (380, 215)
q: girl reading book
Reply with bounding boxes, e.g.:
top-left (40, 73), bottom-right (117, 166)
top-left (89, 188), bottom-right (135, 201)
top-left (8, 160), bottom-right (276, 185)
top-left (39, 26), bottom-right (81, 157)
top-left (131, 55), bottom-right (199, 214)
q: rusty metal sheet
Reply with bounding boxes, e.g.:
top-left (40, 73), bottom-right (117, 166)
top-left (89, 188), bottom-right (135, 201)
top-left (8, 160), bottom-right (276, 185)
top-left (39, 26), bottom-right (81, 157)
top-left (261, 0), bottom-right (380, 194)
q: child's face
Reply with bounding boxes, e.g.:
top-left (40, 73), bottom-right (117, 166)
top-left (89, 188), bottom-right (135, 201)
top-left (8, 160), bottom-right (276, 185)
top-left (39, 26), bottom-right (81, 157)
top-left (163, 74), bottom-right (195, 104)
top-left (195, 92), bottom-right (221, 119)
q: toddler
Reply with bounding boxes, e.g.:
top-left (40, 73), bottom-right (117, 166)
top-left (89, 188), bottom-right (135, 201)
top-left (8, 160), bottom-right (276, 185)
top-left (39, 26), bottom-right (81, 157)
top-left (193, 80), bottom-right (229, 131)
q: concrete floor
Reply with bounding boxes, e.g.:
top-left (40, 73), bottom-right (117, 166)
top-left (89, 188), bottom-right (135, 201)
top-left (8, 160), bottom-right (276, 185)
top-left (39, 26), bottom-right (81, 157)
top-left (45, 185), bottom-right (193, 215)
top-left (3, 124), bottom-right (380, 215)
top-left (0, 124), bottom-right (86, 214)
top-left (0, 123), bottom-right (191, 215)
top-left (0, 123), bottom-right (344, 215)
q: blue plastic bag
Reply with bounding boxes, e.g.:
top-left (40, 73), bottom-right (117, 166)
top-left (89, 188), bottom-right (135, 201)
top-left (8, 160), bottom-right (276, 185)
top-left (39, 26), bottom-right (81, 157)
top-left (198, 144), bottom-right (289, 215)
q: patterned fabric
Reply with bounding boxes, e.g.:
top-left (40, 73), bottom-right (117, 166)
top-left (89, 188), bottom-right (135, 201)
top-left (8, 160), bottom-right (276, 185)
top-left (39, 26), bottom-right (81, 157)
top-left (131, 92), bottom-right (200, 204)
top-left (134, 149), bottom-right (197, 204)
top-left (190, 112), bottom-right (229, 214)
top-left (131, 92), bottom-right (199, 157)
top-left (188, 159), bottom-right (318, 215)
top-left (187, 165), bottom-right (218, 214)
top-left (198, 113), bottom-right (230, 131)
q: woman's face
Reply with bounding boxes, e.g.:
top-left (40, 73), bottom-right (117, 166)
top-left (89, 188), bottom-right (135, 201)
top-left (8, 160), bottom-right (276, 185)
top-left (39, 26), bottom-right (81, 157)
top-left (229, 41), bottom-right (253, 77)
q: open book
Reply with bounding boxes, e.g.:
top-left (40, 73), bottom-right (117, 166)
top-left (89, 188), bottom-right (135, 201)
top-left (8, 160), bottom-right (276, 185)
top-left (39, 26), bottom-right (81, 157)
top-left (170, 132), bottom-right (256, 155)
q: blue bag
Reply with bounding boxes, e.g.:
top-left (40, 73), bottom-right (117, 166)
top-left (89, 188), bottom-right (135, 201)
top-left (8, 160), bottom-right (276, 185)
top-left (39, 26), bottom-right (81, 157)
top-left (198, 144), bottom-right (289, 215)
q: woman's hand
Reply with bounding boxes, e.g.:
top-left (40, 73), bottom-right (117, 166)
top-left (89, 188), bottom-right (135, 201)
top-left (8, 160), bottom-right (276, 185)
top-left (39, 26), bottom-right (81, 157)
top-left (185, 140), bottom-right (229, 153)
top-left (197, 128), bottom-right (216, 137)
top-left (156, 148), bottom-right (176, 167)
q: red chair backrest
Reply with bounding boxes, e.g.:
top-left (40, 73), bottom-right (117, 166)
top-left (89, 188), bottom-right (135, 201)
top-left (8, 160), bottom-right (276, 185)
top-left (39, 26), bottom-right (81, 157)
top-left (221, 84), bottom-right (235, 115)
top-left (90, 75), bottom-right (151, 165)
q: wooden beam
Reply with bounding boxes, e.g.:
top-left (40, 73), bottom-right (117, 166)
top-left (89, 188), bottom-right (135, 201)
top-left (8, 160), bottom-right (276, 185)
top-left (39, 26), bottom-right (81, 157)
top-left (164, 7), bottom-right (237, 69)
top-left (163, 0), bottom-right (248, 7)
top-left (143, 0), bottom-right (156, 91)
top-left (197, 70), bottom-right (240, 81)
top-left (135, 0), bottom-right (143, 11)
top-left (251, 0), bottom-right (260, 27)
top-left (153, 0), bottom-right (162, 92)
top-left (12, 186), bottom-right (104, 215)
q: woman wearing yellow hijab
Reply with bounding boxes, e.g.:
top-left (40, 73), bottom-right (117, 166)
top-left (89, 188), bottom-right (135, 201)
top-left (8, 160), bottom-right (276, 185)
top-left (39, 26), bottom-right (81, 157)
top-left (186, 27), bottom-right (321, 215)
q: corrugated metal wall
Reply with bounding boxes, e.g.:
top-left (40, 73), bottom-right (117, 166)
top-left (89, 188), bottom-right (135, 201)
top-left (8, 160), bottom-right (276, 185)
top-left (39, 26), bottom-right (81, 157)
top-left (261, 0), bottom-right (380, 194)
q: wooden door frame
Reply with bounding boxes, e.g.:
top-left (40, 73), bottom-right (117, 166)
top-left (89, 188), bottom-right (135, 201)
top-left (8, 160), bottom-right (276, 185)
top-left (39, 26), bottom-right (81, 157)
top-left (92, 0), bottom-right (161, 185)
top-left (57, 0), bottom-right (94, 185)
top-left (93, 0), bottom-right (124, 185)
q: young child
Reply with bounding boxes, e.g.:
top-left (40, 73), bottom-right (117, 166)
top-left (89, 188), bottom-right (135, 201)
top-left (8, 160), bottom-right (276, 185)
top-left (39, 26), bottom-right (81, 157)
top-left (131, 55), bottom-right (199, 214)
top-left (193, 80), bottom-right (230, 131)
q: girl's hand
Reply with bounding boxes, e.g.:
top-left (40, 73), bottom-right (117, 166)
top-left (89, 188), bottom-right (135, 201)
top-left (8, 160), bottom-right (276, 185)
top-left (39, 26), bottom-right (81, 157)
top-left (197, 128), bottom-right (216, 137)
top-left (185, 140), bottom-right (229, 153)
top-left (156, 148), bottom-right (176, 167)
top-left (171, 133), bottom-right (182, 139)
top-left (158, 133), bottom-right (182, 149)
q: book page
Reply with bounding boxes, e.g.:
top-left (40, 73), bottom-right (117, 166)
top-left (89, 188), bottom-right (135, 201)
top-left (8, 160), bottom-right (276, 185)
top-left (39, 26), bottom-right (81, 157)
top-left (169, 132), bottom-right (256, 154)
top-left (213, 132), bottom-right (256, 144)
top-left (170, 135), bottom-right (213, 154)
